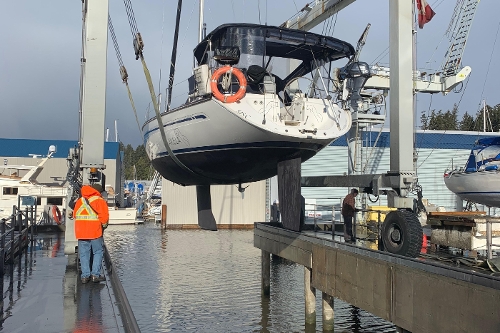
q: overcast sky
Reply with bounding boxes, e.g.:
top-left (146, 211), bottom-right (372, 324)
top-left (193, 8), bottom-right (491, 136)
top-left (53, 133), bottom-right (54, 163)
top-left (1, 0), bottom-right (498, 148)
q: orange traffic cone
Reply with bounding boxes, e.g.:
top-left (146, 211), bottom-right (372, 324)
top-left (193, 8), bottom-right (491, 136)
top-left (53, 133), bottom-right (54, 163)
top-left (421, 234), bottom-right (428, 254)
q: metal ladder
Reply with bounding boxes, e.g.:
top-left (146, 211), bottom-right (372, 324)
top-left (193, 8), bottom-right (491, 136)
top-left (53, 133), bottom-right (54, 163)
top-left (441, 0), bottom-right (479, 77)
top-left (146, 171), bottom-right (161, 201)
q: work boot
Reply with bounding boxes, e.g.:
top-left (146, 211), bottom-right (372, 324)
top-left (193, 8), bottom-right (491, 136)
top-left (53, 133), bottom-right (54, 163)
top-left (81, 276), bottom-right (90, 284)
top-left (91, 275), bottom-right (106, 283)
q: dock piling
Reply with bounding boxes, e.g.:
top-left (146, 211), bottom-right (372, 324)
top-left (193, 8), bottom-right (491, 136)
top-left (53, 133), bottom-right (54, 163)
top-left (322, 292), bottom-right (334, 331)
top-left (261, 250), bottom-right (270, 296)
top-left (304, 266), bottom-right (316, 324)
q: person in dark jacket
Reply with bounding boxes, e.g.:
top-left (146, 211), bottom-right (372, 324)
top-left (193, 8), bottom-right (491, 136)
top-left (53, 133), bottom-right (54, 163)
top-left (341, 188), bottom-right (359, 243)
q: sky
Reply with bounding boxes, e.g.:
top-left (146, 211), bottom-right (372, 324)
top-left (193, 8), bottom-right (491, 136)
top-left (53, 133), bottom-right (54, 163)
top-left (1, 0), bottom-right (499, 148)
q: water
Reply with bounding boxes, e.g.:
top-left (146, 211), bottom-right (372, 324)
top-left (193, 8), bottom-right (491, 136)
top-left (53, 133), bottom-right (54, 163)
top-left (105, 223), bottom-right (397, 332)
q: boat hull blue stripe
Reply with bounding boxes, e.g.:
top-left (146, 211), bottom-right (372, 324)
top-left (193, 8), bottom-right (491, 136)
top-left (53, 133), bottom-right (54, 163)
top-left (157, 140), bottom-right (316, 156)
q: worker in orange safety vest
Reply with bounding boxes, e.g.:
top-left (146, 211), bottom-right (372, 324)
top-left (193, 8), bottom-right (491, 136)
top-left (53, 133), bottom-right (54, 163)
top-left (73, 184), bottom-right (109, 284)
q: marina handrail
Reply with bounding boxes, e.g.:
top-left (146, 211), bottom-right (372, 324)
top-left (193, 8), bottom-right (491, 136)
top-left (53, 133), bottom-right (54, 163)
top-left (0, 205), bottom-right (35, 274)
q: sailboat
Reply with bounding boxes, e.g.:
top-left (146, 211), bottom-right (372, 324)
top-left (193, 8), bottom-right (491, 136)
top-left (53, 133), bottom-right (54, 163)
top-left (444, 136), bottom-right (500, 207)
top-left (143, 23), bottom-right (365, 186)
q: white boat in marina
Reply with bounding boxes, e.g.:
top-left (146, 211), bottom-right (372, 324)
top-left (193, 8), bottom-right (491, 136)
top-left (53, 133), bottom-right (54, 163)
top-left (143, 23), bottom-right (365, 187)
top-left (0, 147), bottom-right (67, 226)
top-left (105, 186), bottom-right (144, 225)
top-left (444, 137), bottom-right (500, 207)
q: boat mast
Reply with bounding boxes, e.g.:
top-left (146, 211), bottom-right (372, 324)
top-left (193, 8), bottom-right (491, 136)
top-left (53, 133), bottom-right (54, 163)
top-left (198, 0), bottom-right (204, 43)
top-left (166, 0), bottom-right (183, 112)
top-left (483, 99), bottom-right (486, 132)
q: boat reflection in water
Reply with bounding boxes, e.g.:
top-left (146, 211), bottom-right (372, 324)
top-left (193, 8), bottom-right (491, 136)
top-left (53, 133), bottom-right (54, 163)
top-left (105, 223), bottom-right (398, 332)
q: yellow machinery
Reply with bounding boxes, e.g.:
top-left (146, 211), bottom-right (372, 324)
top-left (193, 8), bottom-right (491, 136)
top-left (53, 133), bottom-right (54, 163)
top-left (364, 206), bottom-right (397, 224)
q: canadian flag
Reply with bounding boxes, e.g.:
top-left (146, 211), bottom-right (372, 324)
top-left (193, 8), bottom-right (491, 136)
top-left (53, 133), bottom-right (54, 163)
top-left (417, 0), bottom-right (436, 29)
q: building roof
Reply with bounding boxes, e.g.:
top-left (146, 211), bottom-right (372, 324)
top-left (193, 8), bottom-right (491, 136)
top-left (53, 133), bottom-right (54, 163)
top-left (0, 138), bottom-right (120, 159)
top-left (330, 130), bottom-right (500, 150)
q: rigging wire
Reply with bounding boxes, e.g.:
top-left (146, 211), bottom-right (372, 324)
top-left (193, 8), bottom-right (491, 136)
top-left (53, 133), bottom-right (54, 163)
top-left (158, 0), bottom-right (167, 109)
top-left (417, 74), bottom-right (472, 169)
top-left (121, 0), bottom-right (201, 178)
top-left (477, 21), bottom-right (500, 109)
top-left (108, 14), bottom-right (143, 141)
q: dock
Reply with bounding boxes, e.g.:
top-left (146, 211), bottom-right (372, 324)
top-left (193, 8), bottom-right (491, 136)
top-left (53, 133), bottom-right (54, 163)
top-left (254, 222), bottom-right (500, 333)
top-left (0, 232), bottom-right (139, 332)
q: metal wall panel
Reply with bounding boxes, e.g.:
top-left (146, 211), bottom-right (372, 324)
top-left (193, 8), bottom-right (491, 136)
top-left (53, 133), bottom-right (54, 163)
top-left (301, 146), bottom-right (474, 211)
top-left (162, 180), bottom-right (266, 225)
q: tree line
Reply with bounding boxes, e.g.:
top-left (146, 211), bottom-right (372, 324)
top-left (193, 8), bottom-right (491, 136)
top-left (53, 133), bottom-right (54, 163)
top-left (420, 103), bottom-right (500, 131)
top-left (120, 143), bottom-right (153, 180)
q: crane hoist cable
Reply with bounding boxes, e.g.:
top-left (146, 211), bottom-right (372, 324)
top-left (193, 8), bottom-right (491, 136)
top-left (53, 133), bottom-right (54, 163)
top-left (108, 15), bottom-right (142, 140)
top-left (122, 0), bottom-right (207, 181)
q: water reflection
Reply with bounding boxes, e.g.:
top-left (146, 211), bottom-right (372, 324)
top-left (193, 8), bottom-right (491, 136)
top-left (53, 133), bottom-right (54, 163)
top-left (72, 284), bottom-right (105, 333)
top-left (350, 306), bottom-right (361, 333)
top-left (105, 223), bottom-right (397, 332)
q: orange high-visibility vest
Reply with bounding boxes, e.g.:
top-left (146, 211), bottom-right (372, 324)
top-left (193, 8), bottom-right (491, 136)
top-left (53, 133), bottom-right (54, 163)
top-left (74, 196), bottom-right (103, 239)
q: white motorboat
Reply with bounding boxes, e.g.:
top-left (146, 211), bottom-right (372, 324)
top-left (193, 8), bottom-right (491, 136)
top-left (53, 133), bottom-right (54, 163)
top-left (143, 23), bottom-right (365, 186)
top-left (105, 187), bottom-right (144, 225)
top-left (444, 137), bottom-right (500, 207)
top-left (0, 148), bottom-right (67, 225)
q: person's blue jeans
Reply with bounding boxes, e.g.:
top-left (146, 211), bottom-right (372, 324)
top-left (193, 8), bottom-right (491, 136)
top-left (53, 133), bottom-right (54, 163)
top-left (78, 237), bottom-right (104, 278)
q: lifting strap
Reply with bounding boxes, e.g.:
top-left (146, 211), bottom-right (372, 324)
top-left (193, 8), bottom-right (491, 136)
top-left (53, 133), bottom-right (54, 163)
top-left (121, 0), bottom-right (212, 182)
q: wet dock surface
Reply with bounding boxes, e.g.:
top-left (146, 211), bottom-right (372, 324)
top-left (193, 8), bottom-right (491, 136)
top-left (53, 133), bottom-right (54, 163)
top-left (0, 233), bottom-right (128, 333)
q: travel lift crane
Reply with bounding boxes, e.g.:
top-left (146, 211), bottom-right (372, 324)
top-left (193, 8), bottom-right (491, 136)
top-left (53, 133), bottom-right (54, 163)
top-left (284, 0), bottom-right (478, 257)
top-left (65, 0), bottom-right (109, 254)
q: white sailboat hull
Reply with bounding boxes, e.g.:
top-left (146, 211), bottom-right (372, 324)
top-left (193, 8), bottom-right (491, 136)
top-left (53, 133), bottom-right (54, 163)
top-left (444, 170), bottom-right (500, 207)
top-left (143, 96), bottom-right (351, 185)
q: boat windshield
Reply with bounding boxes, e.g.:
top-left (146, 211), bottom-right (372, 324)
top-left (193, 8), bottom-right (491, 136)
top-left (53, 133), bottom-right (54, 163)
top-left (193, 24), bottom-right (354, 90)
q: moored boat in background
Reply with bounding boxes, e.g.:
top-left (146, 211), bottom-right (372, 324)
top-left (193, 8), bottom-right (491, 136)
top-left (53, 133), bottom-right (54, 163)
top-left (444, 137), bottom-right (500, 207)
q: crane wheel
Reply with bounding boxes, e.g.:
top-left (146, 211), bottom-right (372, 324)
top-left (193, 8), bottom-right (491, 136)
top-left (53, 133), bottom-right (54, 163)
top-left (381, 210), bottom-right (423, 258)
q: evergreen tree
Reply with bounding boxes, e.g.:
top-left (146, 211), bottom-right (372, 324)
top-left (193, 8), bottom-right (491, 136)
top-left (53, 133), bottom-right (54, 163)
top-left (459, 112), bottom-right (475, 131)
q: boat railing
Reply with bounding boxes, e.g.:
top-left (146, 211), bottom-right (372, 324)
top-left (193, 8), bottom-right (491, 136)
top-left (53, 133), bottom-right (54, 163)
top-left (0, 205), bottom-right (35, 271)
top-left (26, 186), bottom-right (67, 196)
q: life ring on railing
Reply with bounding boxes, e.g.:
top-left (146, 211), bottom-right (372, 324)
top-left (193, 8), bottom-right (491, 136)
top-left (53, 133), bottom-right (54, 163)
top-left (52, 205), bottom-right (62, 225)
top-left (210, 65), bottom-right (247, 103)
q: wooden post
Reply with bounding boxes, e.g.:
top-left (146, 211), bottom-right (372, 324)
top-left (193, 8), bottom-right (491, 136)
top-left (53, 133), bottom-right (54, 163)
top-left (277, 157), bottom-right (302, 231)
top-left (304, 266), bottom-right (316, 324)
top-left (161, 204), bottom-right (167, 229)
top-left (261, 250), bottom-right (270, 296)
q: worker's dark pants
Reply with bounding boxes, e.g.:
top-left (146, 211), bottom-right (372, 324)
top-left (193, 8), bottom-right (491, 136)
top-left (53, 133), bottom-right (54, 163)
top-left (343, 215), bottom-right (354, 241)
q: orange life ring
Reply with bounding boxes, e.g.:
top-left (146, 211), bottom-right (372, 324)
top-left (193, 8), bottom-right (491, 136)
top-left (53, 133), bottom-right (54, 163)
top-left (52, 205), bottom-right (62, 225)
top-left (210, 65), bottom-right (247, 103)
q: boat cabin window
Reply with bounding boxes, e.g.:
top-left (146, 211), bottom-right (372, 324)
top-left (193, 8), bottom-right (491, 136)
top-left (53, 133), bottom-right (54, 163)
top-left (3, 187), bottom-right (18, 195)
top-left (47, 197), bottom-right (63, 206)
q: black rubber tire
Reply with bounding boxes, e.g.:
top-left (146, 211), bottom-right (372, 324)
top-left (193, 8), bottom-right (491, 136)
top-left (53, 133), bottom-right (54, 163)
top-left (381, 210), bottom-right (423, 258)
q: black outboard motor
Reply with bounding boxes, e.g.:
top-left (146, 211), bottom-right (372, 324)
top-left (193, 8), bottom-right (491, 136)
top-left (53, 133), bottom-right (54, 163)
top-left (339, 61), bottom-right (371, 112)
